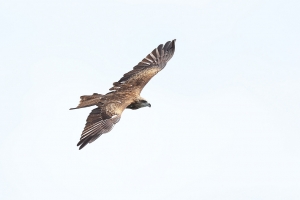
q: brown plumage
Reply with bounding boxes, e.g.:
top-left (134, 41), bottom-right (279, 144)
top-left (70, 39), bottom-right (176, 149)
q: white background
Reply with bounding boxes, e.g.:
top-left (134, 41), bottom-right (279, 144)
top-left (1, 0), bottom-right (299, 199)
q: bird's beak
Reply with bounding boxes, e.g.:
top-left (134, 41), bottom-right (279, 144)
top-left (148, 103), bottom-right (151, 108)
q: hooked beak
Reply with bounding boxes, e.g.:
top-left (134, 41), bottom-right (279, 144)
top-left (148, 103), bottom-right (151, 108)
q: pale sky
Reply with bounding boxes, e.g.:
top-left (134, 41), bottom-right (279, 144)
top-left (1, 0), bottom-right (300, 199)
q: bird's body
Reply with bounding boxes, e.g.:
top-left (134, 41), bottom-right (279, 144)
top-left (71, 39), bottom-right (176, 149)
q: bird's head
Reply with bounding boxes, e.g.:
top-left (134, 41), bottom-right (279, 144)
top-left (126, 99), bottom-right (151, 110)
top-left (139, 100), bottom-right (151, 108)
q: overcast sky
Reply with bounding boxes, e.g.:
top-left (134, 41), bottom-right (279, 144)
top-left (1, 0), bottom-right (299, 199)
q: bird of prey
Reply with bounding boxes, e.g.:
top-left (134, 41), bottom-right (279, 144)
top-left (70, 39), bottom-right (176, 150)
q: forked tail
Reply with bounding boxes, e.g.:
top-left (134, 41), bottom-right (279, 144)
top-left (70, 93), bottom-right (103, 110)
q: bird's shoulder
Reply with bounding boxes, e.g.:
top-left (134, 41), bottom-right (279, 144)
top-left (98, 91), bottom-right (137, 114)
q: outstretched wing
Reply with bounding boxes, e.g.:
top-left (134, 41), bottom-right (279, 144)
top-left (77, 103), bottom-right (122, 150)
top-left (109, 39), bottom-right (176, 94)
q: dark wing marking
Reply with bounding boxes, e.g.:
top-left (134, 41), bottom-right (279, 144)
top-left (70, 93), bottom-right (103, 110)
top-left (77, 106), bottom-right (121, 150)
top-left (109, 39), bottom-right (176, 94)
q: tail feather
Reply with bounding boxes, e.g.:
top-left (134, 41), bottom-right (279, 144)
top-left (70, 93), bottom-right (103, 110)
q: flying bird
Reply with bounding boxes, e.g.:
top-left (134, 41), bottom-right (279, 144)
top-left (70, 39), bottom-right (176, 149)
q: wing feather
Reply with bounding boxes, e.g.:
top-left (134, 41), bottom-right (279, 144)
top-left (77, 105), bottom-right (121, 150)
top-left (109, 39), bottom-right (176, 94)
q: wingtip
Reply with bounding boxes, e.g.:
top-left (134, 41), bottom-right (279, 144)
top-left (77, 140), bottom-right (83, 146)
top-left (77, 142), bottom-right (84, 150)
top-left (77, 138), bottom-right (89, 150)
top-left (78, 141), bottom-right (88, 150)
top-left (172, 39), bottom-right (176, 47)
